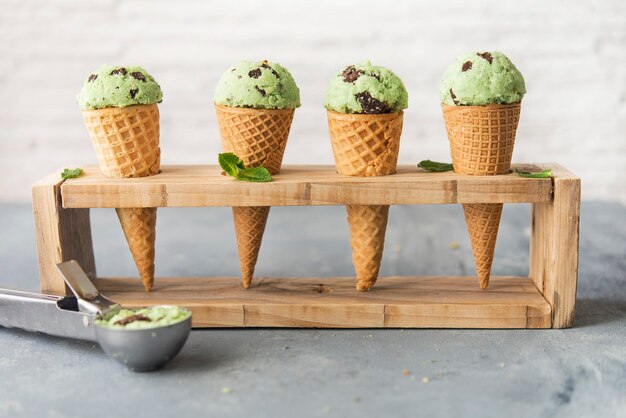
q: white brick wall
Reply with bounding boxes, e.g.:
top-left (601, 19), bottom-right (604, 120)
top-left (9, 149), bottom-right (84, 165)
top-left (1, 0), bottom-right (625, 203)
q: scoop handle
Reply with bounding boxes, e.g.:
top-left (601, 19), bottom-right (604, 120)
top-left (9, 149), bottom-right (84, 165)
top-left (56, 261), bottom-right (117, 315)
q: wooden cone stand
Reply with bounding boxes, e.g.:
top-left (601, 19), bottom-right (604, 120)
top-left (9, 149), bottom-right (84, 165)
top-left (32, 163), bottom-right (580, 329)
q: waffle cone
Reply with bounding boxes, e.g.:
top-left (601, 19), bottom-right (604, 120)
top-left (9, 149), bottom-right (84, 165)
top-left (82, 104), bottom-right (160, 291)
top-left (327, 110), bottom-right (403, 176)
top-left (216, 104), bottom-right (295, 287)
top-left (442, 103), bottom-right (521, 289)
top-left (116, 207), bottom-right (157, 292)
top-left (232, 206), bottom-right (270, 288)
top-left (327, 110), bottom-right (403, 291)
top-left (346, 205), bottom-right (389, 291)
top-left (215, 104), bottom-right (294, 175)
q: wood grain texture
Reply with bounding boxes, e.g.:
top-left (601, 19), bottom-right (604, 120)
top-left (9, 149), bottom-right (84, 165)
top-left (95, 276), bottom-right (552, 329)
top-left (529, 164), bottom-right (580, 328)
top-left (60, 164), bottom-right (553, 208)
top-left (32, 172), bottom-right (96, 295)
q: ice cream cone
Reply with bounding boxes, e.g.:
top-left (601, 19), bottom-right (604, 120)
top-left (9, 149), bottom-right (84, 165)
top-left (82, 104), bottom-right (160, 291)
top-left (442, 103), bottom-right (521, 288)
top-left (115, 207), bottom-right (157, 291)
top-left (327, 110), bottom-right (403, 291)
top-left (232, 206), bottom-right (270, 288)
top-left (215, 104), bottom-right (294, 287)
top-left (215, 104), bottom-right (294, 175)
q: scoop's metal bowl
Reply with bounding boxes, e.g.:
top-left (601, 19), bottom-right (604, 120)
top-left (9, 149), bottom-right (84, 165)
top-left (95, 308), bottom-right (192, 372)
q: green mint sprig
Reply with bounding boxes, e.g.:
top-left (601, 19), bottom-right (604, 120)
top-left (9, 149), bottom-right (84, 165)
top-left (514, 168), bottom-right (552, 178)
top-left (61, 168), bottom-right (83, 180)
top-left (417, 160), bottom-right (454, 172)
top-left (218, 153), bottom-right (272, 183)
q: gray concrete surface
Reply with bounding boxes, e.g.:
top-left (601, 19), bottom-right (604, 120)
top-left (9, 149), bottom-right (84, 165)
top-left (0, 203), bottom-right (624, 418)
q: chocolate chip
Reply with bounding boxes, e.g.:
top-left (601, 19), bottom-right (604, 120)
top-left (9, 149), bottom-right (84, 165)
top-left (462, 61), bottom-right (473, 72)
top-left (370, 73), bottom-right (382, 82)
top-left (87, 74), bottom-right (98, 82)
top-left (237, 75), bottom-right (242, 79)
top-left (130, 71), bottom-right (146, 81)
top-left (477, 52), bottom-right (493, 64)
top-left (356, 91), bottom-right (391, 114)
top-left (342, 66), bottom-right (364, 83)
top-left (260, 61), bottom-right (281, 78)
top-left (449, 89), bottom-right (460, 105)
top-left (129, 88), bottom-right (138, 99)
top-left (255, 86), bottom-right (266, 96)
top-left (249, 68), bottom-right (262, 78)
top-left (114, 314), bottom-right (151, 326)
top-left (110, 67), bottom-right (127, 76)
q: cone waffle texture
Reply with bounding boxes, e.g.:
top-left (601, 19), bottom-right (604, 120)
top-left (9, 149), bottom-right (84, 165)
top-left (442, 102), bottom-right (521, 289)
top-left (82, 104), bottom-right (160, 291)
top-left (216, 104), bottom-right (295, 287)
top-left (82, 104), bottom-right (160, 178)
top-left (215, 104), bottom-right (294, 175)
top-left (327, 110), bottom-right (403, 177)
top-left (441, 103), bottom-right (520, 176)
top-left (328, 110), bottom-right (403, 290)
top-left (232, 206), bottom-right (270, 288)
top-left (116, 207), bottom-right (157, 292)
top-left (347, 205), bottom-right (389, 291)
top-left (463, 203), bottom-right (503, 289)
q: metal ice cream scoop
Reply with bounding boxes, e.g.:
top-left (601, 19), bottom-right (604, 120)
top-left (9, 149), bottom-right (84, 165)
top-left (0, 261), bottom-right (191, 372)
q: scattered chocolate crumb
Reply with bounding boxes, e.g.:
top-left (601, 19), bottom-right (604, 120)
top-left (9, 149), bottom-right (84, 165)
top-left (248, 68), bottom-right (262, 79)
top-left (255, 86), bottom-right (266, 96)
top-left (477, 52), bottom-right (493, 64)
top-left (342, 66), bottom-right (364, 83)
top-left (110, 67), bottom-right (127, 76)
top-left (449, 89), bottom-right (460, 105)
top-left (129, 88), bottom-right (138, 99)
top-left (462, 61), bottom-right (473, 72)
top-left (87, 74), bottom-right (98, 82)
top-left (130, 72), bottom-right (146, 81)
top-left (237, 75), bottom-right (242, 79)
top-left (356, 91), bottom-right (391, 114)
top-left (114, 314), bottom-right (150, 326)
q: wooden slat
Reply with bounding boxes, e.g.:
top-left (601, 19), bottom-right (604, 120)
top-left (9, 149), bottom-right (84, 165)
top-left (32, 172), bottom-right (97, 295)
top-left (530, 163), bottom-right (580, 328)
top-left (60, 164), bottom-right (553, 208)
top-left (95, 276), bottom-right (552, 329)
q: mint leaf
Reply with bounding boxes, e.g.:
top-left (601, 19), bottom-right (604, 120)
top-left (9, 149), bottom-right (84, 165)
top-left (236, 167), bottom-right (272, 183)
top-left (61, 168), bottom-right (83, 180)
top-left (418, 160), bottom-right (454, 172)
top-left (218, 153), bottom-right (272, 182)
top-left (218, 153), bottom-right (244, 177)
top-left (514, 168), bottom-right (552, 178)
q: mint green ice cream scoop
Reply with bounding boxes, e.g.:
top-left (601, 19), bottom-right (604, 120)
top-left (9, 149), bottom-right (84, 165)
top-left (77, 65), bottom-right (163, 111)
top-left (324, 61), bottom-right (408, 114)
top-left (214, 60), bottom-right (300, 109)
top-left (95, 306), bottom-right (191, 330)
top-left (439, 51), bottom-right (526, 106)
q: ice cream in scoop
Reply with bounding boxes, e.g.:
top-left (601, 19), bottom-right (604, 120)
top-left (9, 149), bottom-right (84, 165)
top-left (324, 60), bottom-right (408, 114)
top-left (214, 60), bottom-right (300, 109)
top-left (77, 65), bottom-right (163, 111)
top-left (439, 51), bottom-right (526, 106)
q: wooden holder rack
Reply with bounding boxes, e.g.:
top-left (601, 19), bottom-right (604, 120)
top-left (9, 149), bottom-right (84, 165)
top-left (32, 163), bottom-right (580, 329)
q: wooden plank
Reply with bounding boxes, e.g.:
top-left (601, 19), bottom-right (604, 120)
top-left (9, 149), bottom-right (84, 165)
top-left (32, 172), bottom-right (97, 295)
top-left (95, 276), bottom-right (552, 329)
top-left (529, 163), bottom-right (580, 328)
top-left (60, 164), bottom-right (553, 208)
